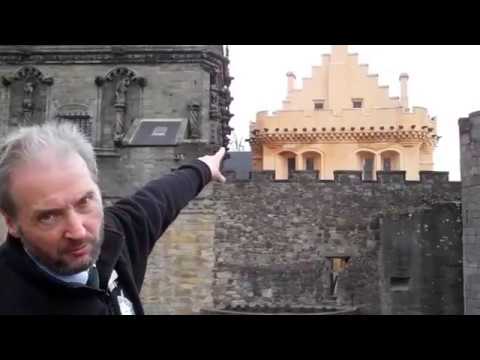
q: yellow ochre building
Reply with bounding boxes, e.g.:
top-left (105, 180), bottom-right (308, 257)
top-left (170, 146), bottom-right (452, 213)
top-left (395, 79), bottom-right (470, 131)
top-left (249, 45), bottom-right (438, 180)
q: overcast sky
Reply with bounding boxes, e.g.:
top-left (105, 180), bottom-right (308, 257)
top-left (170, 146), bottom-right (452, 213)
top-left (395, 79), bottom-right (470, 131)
top-left (227, 45), bottom-right (480, 181)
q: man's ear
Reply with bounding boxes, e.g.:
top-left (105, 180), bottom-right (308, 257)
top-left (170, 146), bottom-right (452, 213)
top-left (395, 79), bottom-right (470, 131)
top-left (0, 210), bottom-right (19, 238)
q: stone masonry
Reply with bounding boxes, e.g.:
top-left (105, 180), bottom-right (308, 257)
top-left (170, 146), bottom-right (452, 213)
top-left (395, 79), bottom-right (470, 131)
top-left (212, 170), bottom-right (462, 314)
top-left (459, 111), bottom-right (480, 314)
top-left (0, 45), bottom-right (232, 315)
top-left (0, 46), bottom-right (470, 315)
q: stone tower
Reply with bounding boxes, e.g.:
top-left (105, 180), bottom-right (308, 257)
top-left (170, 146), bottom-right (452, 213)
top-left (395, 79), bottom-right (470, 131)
top-left (0, 45), bottom-right (233, 199)
top-left (459, 111), bottom-right (480, 314)
top-left (0, 46), bottom-right (233, 314)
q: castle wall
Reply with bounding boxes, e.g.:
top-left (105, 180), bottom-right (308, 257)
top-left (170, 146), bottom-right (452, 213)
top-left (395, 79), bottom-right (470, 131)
top-left (459, 111), bottom-right (480, 314)
top-left (212, 170), bottom-right (462, 314)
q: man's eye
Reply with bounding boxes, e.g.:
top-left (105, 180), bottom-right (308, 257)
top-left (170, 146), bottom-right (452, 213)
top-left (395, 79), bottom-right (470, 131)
top-left (39, 214), bottom-right (58, 225)
top-left (78, 196), bottom-right (93, 207)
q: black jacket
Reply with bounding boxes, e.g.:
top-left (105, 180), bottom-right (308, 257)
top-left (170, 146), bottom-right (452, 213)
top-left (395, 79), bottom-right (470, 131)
top-left (0, 160), bottom-right (211, 315)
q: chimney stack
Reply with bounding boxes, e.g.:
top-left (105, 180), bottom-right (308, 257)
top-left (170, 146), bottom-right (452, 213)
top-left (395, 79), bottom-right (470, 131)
top-left (286, 71), bottom-right (296, 94)
top-left (399, 73), bottom-right (409, 110)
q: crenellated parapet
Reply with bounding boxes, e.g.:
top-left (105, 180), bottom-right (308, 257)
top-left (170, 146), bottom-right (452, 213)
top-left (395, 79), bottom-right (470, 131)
top-left (225, 170), bottom-right (455, 186)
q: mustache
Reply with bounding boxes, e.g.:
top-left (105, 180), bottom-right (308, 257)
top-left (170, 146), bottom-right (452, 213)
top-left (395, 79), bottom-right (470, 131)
top-left (60, 238), bottom-right (95, 253)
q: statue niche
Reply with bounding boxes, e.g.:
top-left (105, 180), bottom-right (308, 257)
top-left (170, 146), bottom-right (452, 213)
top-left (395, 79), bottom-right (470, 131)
top-left (96, 67), bottom-right (146, 147)
top-left (187, 101), bottom-right (202, 139)
top-left (2, 66), bottom-right (53, 128)
top-left (22, 81), bottom-right (35, 123)
top-left (113, 77), bottom-right (131, 142)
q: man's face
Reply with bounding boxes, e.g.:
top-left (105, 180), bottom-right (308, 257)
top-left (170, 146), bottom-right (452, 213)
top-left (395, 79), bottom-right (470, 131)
top-left (4, 150), bottom-right (104, 275)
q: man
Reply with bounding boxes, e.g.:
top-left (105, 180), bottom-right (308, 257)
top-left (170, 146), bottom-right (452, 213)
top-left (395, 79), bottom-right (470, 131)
top-left (0, 122), bottom-right (226, 314)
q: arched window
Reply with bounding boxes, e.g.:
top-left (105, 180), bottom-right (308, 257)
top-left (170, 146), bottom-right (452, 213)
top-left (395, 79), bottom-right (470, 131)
top-left (278, 151), bottom-right (297, 180)
top-left (380, 150), bottom-right (400, 171)
top-left (357, 151), bottom-right (376, 180)
top-left (301, 151), bottom-right (322, 178)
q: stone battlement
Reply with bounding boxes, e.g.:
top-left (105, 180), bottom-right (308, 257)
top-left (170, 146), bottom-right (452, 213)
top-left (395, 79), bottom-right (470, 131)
top-left (225, 170), bottom-right (455, 185)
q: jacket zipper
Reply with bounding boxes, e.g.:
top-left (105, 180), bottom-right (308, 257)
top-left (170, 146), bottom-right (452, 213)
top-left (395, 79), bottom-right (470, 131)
top-left (104, 290), bottom-right (117, 315)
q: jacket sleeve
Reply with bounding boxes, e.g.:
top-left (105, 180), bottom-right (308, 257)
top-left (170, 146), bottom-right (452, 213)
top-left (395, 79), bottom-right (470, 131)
top-left (104, 159), bottom-right (212, 287)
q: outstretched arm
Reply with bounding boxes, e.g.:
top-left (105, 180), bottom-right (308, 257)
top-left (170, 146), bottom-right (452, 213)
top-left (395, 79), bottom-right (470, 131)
top-left (105, 147), bottom-right (226, 288)
top-left (198, 147), bottom-right (226, 183)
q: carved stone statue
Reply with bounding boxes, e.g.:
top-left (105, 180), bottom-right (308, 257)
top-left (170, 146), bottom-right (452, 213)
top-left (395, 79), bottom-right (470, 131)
top-left (113, 115), bottom-right (124, 144)
top-left (187, 102), bottom-right (201, 139)
top-left (22, 81), bottom-right (35, 124)
top-left (115, 77), bottom-right (131, 106)
top-left (22, 81), bottom-right (35, 111)
top-left (210, 91), bottom-right (218, 109)
top-left (113, 77), bottom-right (131, 144)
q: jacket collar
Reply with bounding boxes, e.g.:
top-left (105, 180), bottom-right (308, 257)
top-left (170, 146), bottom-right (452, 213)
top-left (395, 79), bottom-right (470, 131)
top-left (96, 213), bottom-right (125, 289)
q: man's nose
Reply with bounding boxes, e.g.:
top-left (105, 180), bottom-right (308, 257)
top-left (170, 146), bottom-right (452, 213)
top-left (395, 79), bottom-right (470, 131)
top-left (64, 211), bottom-right (87, 239)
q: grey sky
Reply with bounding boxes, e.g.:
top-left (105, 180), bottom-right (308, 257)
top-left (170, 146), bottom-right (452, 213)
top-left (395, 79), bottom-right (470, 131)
top-left (227, 45), bottom-right (480, 181)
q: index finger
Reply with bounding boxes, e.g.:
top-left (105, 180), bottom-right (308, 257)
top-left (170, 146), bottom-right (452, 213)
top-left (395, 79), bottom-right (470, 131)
top-left (215, 147), bottom-right (226, 159)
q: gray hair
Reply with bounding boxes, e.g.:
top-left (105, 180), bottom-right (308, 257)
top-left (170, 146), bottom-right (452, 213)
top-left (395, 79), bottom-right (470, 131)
top-left (0, 121), bottom-right (98, 218)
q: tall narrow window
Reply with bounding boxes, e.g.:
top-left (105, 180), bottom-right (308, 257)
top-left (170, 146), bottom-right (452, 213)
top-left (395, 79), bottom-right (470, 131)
top-left (363, 158), bottom-right (374, 180)
top-left (383, 158), bottom-right (392, 171)
top-left (287, 157), bottom-right (296, 173)
top-left (380, 150), bottom-right (400, 172)
top-left (306, 158), bottom-right (315, 170)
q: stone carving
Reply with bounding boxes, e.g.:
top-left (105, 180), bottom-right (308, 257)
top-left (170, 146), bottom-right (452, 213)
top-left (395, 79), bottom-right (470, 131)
top-left (0, 48), bottom-right (228, 74)
top-left (22, 81), bottom-right (35, 111)
top-left (113, 77), bottom-right (132, 144)
top-left (22, 81), bottom-right (35, 124)
top-left (210, 90), bottom-right (218, 109)
top-left (187, 101), bottom-right (202, 139)
top-left (3, 66), bottom-right (54, 128)
top-left (114, 77), bottom-right (131, 106)
top-left (96, 67), bottom-right (146, 146)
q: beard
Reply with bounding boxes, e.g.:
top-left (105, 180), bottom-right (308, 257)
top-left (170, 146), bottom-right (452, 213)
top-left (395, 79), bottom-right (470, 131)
top-left (19, 222), bottom-right (104, 276)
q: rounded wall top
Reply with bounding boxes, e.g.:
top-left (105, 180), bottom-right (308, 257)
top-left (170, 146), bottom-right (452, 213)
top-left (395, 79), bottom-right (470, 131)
top-left (468, 110), bottom-right (480, 118)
